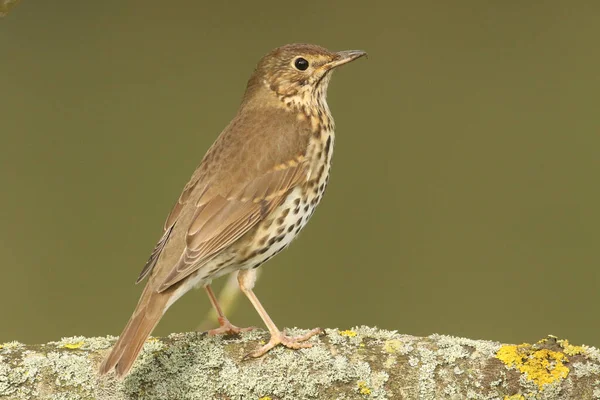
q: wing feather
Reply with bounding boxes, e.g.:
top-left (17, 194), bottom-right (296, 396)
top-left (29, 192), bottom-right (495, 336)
top-left (135, 224), bottom-right (174, 284)
top-left (135, 176), bottom-right (206, 283)
top-left (156, 158), bottom-right (308, 292)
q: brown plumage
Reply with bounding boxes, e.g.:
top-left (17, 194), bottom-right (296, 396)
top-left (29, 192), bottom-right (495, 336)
top-left (99, 43), bottom-right (366, 378)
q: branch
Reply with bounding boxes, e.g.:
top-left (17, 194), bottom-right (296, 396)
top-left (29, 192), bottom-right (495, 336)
top-left (1, 327), bottom-right (599, 399)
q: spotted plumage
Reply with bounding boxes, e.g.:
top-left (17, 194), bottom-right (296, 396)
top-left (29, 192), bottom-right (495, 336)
top-left (99, 43), bottom-right (366, 378)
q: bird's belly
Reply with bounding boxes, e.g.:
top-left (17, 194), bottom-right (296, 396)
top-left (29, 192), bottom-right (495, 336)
top-left (159, 165), bottom-right (332, 307)
top-left (184, 177), bottom-right (329, 290)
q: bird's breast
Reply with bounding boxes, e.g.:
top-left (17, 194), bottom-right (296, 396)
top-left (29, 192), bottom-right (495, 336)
top-left (232, 124), bottom-right (336, 271)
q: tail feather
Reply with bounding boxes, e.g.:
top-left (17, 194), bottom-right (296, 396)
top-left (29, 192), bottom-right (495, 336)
top-left (99, 286), bottom-right (170, 378)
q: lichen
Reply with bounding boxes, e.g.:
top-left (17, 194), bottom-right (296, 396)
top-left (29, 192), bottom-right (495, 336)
top-left (112, 328), bottom-right (393, 399)
top-left (50, 335), bottom-right (114, 351)
top-left (47, 351), bottom-right (95, 391)
top-left (0, 341), bottom-right (25, 351)
top-left (430, 334), bottom-right (502, 359)
top-left (2, 330), bottom-right (598, 399)
top-left (583, 345), bottom-right (600, 363)
top-left (357, 380), bottom-right (372, 395)
top-left (497, 344), bottom-right (569, 390)
top-left (417, 346), bottom-right (436, 398)
top-left (383, 340), bottom-right (402, 354)
top-left (62, 342), bottom-right (84, 350)
top-left (571, 361), bottom-right (600, 379)
top-left (557, 339), bottom-right (585, 356)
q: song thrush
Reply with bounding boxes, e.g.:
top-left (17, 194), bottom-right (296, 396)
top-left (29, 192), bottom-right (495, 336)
top-left (99, 43), bottom-right (366, 378)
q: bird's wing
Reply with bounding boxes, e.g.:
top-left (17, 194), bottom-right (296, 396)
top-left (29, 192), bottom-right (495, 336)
top-left (156, 156), bottom-right (309, 292)
top-left (135, 177), bottom-right (201, 284)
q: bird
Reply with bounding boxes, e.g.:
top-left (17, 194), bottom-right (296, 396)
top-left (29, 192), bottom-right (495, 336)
top-left (99, 43), bottom-right (367, 378)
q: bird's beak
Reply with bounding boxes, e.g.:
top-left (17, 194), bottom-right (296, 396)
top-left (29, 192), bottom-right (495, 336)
top-left (326, 50), bottom-right (368, 69)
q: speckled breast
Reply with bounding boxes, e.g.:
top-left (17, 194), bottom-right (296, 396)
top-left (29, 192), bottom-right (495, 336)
top-left (239, 128), bottom-right (335, 270)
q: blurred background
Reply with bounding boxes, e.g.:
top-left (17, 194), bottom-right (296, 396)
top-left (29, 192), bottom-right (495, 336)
top-left (1, 1), bottom-right (599, 348)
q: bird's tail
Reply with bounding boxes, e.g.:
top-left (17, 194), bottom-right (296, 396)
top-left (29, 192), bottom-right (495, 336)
top-left (99, 285), bottom-right (170, 378)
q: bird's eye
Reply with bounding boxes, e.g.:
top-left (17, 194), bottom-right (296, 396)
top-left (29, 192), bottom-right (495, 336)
top-left (294, 57), bottom-right (309, 71)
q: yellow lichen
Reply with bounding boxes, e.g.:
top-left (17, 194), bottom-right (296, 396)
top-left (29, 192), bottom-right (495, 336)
top-left (503, 395), bottom-right (525, 400)
top-left (558, 339), bottom-right (585, 356)
top-left (384, 339), bottom-right (402, 353)
top-left (383, 356), bottom-right (396, 369)
top-left (146, 337), bottom-right (159, 343)
top-left (0, 344), bottom-right (3, 349)
top-left (537, 335), bottom-right (557, 344)
top-left (258, 397), bottom-right (272, 400)
top-left (357, 380), bottom-right (372, 395)
top-left (339, 330), bottom-right (357, 337)
top-left (62, 341), bottom-right (84, 349)
top-left (497, 344), bottom-right (569, 390)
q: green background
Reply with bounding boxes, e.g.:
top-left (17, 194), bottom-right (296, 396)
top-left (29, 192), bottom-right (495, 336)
top-left (1, 1), bottom-right (599, 348)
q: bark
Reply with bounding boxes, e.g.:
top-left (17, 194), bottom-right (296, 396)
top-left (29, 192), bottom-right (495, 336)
top-left (1, 327), bottom-right (599, 400)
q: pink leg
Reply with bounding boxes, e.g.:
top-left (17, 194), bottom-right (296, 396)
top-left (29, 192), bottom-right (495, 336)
top-left (237, 269), bottom-right (321, 358)
top-left (205, 284), bottom-right (254, 336)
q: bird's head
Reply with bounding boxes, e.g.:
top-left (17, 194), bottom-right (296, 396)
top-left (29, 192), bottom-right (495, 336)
top-left (245, 43), bottom-right (366, 106)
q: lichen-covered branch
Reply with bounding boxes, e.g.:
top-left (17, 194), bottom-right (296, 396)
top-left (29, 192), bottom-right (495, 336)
top-left (1, 327), bottom-right (599, 400)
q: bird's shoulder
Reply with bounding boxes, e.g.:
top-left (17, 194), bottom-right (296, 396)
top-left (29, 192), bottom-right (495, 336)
top-left (195, 105), bottom-right (313, 192)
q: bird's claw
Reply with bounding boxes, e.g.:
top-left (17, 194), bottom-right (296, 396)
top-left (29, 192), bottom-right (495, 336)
top-left (208, 317), bottom-right (255, 336)
top-left (243, 327), bottom-right (322, 359)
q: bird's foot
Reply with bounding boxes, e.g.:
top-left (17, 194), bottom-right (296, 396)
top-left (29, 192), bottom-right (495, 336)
top-left (244, 327), bottom-right (322, 359)
top-left (208, 317), bottom-right (255, 336)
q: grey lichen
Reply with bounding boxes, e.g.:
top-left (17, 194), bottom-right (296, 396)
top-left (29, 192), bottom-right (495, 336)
top-left (417, 346), bottom-right (437, 399)
top-left (2, 329), bottom-right (600, 399)
top-left (1, 342), bottom-right (25, 351)
top-left (49, 336), bottom-right (115, 352)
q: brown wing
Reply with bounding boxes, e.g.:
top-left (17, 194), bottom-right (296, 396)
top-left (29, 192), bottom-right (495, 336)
top-left (156, 157), bottom-right (308, 292)
top-left (135, 175), bottom-right (205, 283)
top-left (135, 225), bottom-right (173, 283)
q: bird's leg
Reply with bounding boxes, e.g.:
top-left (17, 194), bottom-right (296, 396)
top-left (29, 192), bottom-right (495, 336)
top-left (204, 284), bottom-right (254, 336)
top-left (237, 269), bottom-right (321, 358)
